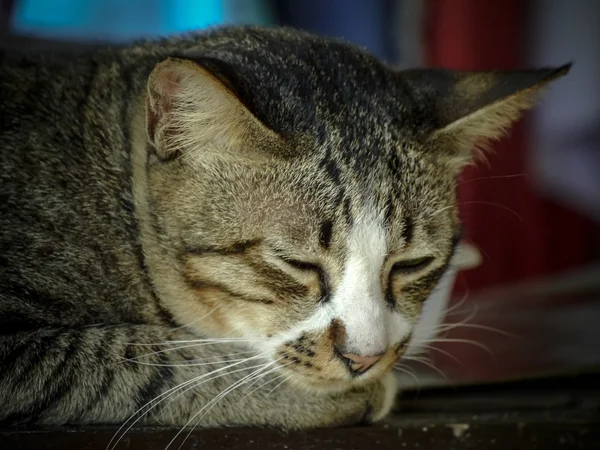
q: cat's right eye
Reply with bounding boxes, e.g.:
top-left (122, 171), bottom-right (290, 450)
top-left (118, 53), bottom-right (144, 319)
top-left (391, 256), bottom-right (434, 275)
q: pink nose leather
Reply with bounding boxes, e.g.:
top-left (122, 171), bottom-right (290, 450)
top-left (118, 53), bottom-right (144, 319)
top-left (342, 353), bottom-right (382, 373)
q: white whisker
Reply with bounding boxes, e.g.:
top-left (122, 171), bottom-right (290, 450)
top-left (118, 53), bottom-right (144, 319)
top-left (433, 201), bottom-right (523, 222)
top-left (431, 299), bottom-right (479, 339)
top-left (426, 338), bottom-right (497, 361)
top-left (436, 322), bottom-right (521, 340)
top-left (402, 355), bottom-right (449, 382)
top-left (165, 338), bottom-right (266, 344)
top-left (169, 359), bottom-right (282, 450)
top-left (265, 373), bottom-right (294, 398)
top-left (106, 354), bottom-right (266, 450)
top-left (119, 349), bottom-right (258, 367)
top-left (439, 283), bottom-right (472, 318)
top-left (114, 340), bottom-right (260, 364)
top-left (242, 367), bottom-right (292, 401)
top-left (120, 356), bottom-right (255, 368)
top-left (394, 364), bottom-right (420, 393)
top-left (170, 305), bottom-right (221, 331)
top-left (126, 337), bottom-right (265, 347)
top-left (408, 343), bottom-right (464, 367)
top-left (458, 173), bottom-right (527, 186)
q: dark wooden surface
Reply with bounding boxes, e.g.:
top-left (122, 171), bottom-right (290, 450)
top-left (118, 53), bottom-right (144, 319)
top-left (2, 372), bottom-right (599, 450)
top-left (2, 411), bottom-right (599, 450)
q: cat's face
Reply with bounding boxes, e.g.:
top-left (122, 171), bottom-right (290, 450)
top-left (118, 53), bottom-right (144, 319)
top-left (140, 27), bottom-right (568, 393)
top-left (160, 148), bottom-right (459, 391)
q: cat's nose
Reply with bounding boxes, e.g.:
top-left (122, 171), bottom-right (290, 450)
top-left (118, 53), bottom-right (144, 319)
top-left (341, 352), bottom-right (383, 374)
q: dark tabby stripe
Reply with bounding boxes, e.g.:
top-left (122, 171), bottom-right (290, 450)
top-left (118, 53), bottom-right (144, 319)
top-left (79, 327), bottom-right (120, 419)
top-left (183, 277), bottom-right (275, 305)
top-left (1, 331), bottom-right (78, 425)
top-left (384, 198), bottom-right (394, 226)
top-left (247, 258), bottom-right (310, 300)
top-left (400, 263), bottom-right (451, 300)
top-left (0, 335), bottom-right (37, 381)
top-left (401, 216), bottom-right (414, 244)
top-left (343, 197), bottom-right (353, 227)
top-left (185, 239), bottom-right (262, 256)
top-left (17, 332), bottom-right (82, 424)
top-left (265, 253), bottom-right (328, 303)
top-left (133, 344), bottom-right (174, 416)
top-left (0, 330), bottom-right (62, 382)
top-left (321, 159), bottom-right (341, 185)
top-left (319, 220), bottom-right (333, 249)
top-left (385, 281), bottom-right (395, 309)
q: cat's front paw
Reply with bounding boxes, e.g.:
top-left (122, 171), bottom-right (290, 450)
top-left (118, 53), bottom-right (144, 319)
top-left (368, 372), bottom-right (399, 423)
top-left (330, 372), bottom-right (399, 427)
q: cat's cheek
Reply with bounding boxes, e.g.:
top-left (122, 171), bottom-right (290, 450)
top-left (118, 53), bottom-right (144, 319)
top-left (175, 283), bottom-right (280, 340)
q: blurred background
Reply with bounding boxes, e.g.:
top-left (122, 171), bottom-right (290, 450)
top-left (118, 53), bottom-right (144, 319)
top-left (1, 0), bottom-right (599, 391)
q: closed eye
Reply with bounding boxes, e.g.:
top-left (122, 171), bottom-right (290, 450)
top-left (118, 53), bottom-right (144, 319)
top-left (274, 253), bottom-right (330, 303)
top-left (280, 257), bottom-right (320, 272)
top-left (391, 256), bottom-right (434, 274)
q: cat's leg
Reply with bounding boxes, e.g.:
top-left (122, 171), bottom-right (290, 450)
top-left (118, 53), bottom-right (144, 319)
top-left (0, 325), bottom-right (397, 429)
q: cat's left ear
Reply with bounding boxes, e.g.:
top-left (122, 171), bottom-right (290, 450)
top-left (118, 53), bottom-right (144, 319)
top-left (146, 57), bottom-right (282, 161)
top-left (401, 64), bottom-right (571, 169)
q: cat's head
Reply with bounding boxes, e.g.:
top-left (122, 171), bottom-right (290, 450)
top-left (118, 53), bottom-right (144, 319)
top-left (139, 27), bottom-right (568, 392)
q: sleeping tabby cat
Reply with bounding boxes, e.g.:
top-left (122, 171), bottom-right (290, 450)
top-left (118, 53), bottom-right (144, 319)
top-left (0, 26), bottom-right (567, 429)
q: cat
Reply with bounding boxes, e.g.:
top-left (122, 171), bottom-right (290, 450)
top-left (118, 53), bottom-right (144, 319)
top-left (0, 25), bottom-right (568, 430)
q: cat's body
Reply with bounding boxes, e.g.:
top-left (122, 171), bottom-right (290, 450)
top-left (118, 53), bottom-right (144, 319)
top-left (0, 26), bottom-right (567, 429)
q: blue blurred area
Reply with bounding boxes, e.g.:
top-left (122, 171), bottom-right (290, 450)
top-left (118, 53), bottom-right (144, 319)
top-left (10, 0), bottom-right (397, 62)
top-left (12, 0), bottom-right (236, 41)
top-left (273, 0), bottom-right (398, 62)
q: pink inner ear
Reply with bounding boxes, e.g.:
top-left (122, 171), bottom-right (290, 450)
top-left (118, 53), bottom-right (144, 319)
top-left (153, 68), bottom-right (184, 117)
top-left (160, 68), bottom-right (185, 98)
top-left (147, 67), bottom-right (185, 145)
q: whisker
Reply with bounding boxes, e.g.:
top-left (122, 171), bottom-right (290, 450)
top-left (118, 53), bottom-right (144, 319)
top-left (118, 349), bottom-right (258, 367)
top-left (458, 173), bottom-right (528, 186)
top-left (394, 364), bottom-right (421, 392)
top-left (276, 371), bottom-right (300, 396)
top-left (242, 368), bottom-right (292, 401)
top-left (408, 343), bottom-right (464, 367)
top-left (265, 373), bottom-right (294, 398)
top-left (125, 337), bottom-right (266, 347)
top-left (119, 356), bottom-right (256, 368)
top-left (165, 338), bottom-right (267, 344)
top-left (436, 201), bottom-right (523, 222)
top-left (169, 360), bottom-right (281, 450)
top-left (114, 340), bottom-right (261, 364)
top-left (107, 355), bottom-right (266, 450)
top-left (434, 300), bottom-right (479, 335)
top-left (436, 322), bottom-right (521, 340)
top-left (402, 355), bottom-right (449, 382)
top-left (440, 284), bottom-right (471, 318)
top-left (179, 350), bottom-right (259, 362)
top-left (426, 338), bottom-right (497, 362)
top-left (244, 361), bottom-right (292, 391)
top-left (170, 305), bottom-right (220, 331)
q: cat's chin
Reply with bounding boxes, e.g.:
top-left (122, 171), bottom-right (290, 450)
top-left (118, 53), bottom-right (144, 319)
top-left (278, 366), bottom-right (392, 395)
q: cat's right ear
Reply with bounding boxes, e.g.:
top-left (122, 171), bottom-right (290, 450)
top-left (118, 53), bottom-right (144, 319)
top-left (400, 64), bottom-right (570, 170)
top-left (146, 57), bottom-right (282, 161)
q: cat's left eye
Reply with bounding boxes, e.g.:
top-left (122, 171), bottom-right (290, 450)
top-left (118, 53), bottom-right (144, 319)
top-left (277, 255), bottom-right (323, 274)
top-left (391, 256), bottom-right (434, 274)
top-left (275, 254), bottom-right (330, 301)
